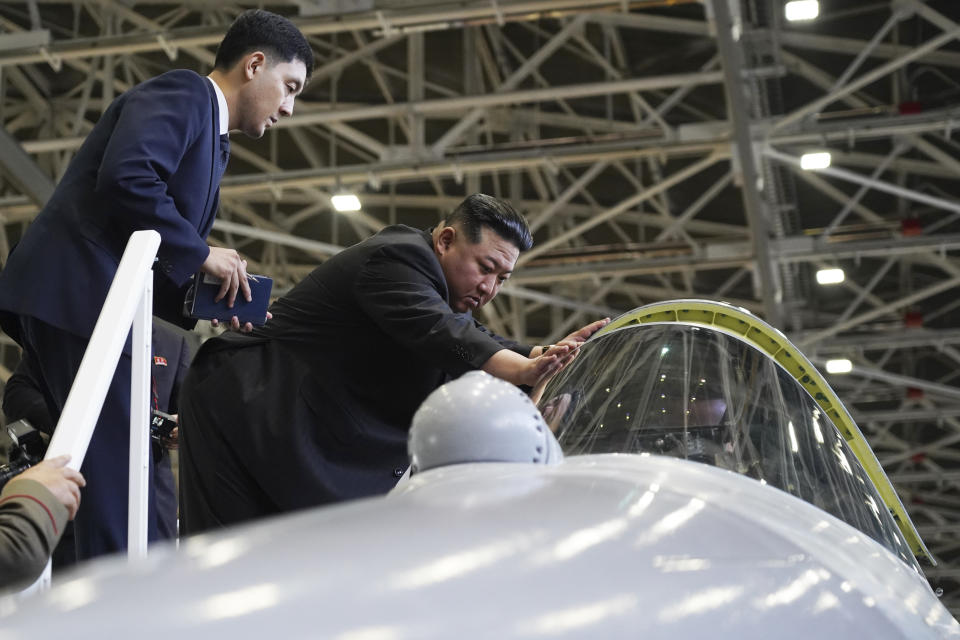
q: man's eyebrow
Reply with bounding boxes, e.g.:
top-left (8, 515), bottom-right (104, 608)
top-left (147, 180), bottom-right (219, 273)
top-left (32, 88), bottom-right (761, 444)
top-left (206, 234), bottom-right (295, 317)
top-left (484, 255), bottom-right (512, 273)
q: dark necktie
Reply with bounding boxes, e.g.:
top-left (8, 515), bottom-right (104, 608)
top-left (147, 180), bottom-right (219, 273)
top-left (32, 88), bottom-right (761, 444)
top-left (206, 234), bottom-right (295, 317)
top-left (217, 133), bottom-right (230, 179)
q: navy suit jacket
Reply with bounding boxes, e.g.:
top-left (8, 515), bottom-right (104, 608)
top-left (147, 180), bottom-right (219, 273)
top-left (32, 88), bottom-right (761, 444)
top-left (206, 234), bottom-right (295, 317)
top-left (2, 323), bottom-right (191, 432)
top-left (2, 321), bottom-right (192, 541)
top-left (150, 324), bottom-right (191, 416)
top-left (0, 69), bottom-right (228, 340)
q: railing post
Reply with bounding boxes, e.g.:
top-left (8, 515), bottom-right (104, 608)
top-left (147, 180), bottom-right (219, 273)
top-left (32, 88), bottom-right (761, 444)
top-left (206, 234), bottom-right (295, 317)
top-left (128, 274), bottom-right (152, 559)
top-left (42, 229), bottom-right (162, 569)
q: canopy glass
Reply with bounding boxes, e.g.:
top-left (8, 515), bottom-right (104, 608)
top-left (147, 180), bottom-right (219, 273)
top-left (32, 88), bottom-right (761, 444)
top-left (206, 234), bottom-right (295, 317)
top-left (539, 322), bottom-right (918, 570)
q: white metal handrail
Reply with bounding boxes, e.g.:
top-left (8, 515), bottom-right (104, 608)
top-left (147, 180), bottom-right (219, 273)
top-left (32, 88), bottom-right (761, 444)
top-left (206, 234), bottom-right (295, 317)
top-left (29, 229), bottom-right (161, 587)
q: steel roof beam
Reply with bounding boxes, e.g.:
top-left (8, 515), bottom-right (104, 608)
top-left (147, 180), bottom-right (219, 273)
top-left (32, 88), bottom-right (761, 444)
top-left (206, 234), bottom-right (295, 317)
top-left (0, 0), bottom-right (679, 67)
top-left (518, 152), bottom-right (722, 265)
top-left (798, 276), bottom-right (960, 348)
top-left (0, 126), bottom-right (52, 206)
top-left (856, 409), bottom-right (960, 426)
top-left (765, 147), bottom-right (960, 218)
top-left (772, 25), bottom-right (960, 133)
top-left (284, 70), bottom-right (726, 128)
top-left (807, 359), bottom-right (960, 402)
top-left (709, 0), bottom-right (780, 323)
top-left (780, 31), bottom-right (960, 70)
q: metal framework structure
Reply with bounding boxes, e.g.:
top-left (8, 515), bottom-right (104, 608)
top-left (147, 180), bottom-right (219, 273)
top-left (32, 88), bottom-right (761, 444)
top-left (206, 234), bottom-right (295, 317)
top-left (0, 0), bottom-right (960, 612)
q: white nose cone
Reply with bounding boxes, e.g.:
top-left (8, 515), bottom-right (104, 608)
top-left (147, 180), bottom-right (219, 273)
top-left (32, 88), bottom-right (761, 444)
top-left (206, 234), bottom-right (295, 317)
top-left (409, 370), bottom-right (563, 473)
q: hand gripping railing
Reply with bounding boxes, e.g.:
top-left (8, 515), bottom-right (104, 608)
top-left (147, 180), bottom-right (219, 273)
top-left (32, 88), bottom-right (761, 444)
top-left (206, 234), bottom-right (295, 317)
top-left (28, 230), bottom-right (161, 589)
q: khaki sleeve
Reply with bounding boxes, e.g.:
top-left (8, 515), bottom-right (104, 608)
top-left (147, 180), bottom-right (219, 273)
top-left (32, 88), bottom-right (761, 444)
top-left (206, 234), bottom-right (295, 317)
top-left (0, 477), bottom-right (68, 590)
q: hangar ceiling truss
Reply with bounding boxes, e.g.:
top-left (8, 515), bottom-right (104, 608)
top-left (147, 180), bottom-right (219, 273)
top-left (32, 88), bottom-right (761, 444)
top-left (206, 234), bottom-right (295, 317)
top-left (0, 0), bottom-right (959, 610)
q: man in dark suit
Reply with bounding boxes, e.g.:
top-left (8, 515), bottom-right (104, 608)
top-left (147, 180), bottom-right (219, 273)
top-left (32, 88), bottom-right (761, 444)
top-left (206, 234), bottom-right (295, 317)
top-left (2, 322), bottom-right (190, 561)
top-left (179, 194), bottom-right (609, 533)
top-left (0, 10), bottom-right (313, 559)
top-left (145, 324), bottom-right (193, 540)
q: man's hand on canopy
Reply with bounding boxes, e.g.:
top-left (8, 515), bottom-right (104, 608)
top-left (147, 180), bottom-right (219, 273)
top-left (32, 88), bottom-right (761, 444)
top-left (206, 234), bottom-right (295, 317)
top-left (560, 317), bottom-right (611, 346)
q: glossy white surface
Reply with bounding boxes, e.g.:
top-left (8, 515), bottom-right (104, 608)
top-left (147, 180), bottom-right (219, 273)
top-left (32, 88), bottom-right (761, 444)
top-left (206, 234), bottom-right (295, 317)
top-left (0, 454), bottom-right (956, 638)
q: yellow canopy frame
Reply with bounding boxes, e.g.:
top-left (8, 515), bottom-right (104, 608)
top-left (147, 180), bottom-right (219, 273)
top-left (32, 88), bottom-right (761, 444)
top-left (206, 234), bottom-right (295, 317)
top-left (594, 299), bottom-right (932, 564)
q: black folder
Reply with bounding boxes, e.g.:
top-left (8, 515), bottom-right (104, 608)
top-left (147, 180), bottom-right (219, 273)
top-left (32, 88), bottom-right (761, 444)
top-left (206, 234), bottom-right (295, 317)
top-left (183, 271), bottom-right (273, 326)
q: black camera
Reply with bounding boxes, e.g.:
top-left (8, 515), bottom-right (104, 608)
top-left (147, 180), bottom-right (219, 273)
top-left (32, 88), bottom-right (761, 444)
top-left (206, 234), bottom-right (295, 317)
top-left (0, 411), bottom-right (177, 488)
top-left (0, 419), bottom-right (48, 491)
top-left (150, 410), bottom-right (178, 459)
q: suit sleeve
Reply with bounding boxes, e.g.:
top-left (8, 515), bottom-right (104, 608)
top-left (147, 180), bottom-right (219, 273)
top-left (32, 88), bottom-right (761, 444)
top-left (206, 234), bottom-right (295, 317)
top-left (95, 72), bottom-right (211, 287)
top-left (473, 320), bottom-right (533, 357)
top-left (0, 478), bottom-right (67, 590)
top-left (2, 355), bottom-right (54, 435)
top-left (354, 243), bottom-right (507, 376)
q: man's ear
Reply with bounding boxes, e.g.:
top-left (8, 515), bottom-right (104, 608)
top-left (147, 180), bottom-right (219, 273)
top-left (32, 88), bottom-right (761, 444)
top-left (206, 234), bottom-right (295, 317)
top-left (242, 51), bottom-right (267, 81)
top-left (436, 226), bottom-right (456, 256)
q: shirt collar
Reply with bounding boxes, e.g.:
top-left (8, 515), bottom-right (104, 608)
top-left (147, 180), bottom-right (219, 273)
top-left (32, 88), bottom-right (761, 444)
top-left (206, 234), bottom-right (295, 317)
top-left (206, 76), bottom-right (229, 136)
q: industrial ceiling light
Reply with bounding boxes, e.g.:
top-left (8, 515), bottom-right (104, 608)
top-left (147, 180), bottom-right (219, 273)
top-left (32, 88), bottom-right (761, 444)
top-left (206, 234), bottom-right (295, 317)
top-left (800, 151), bottom-right (831, 170)
top-left (816, 268), bottom-right (845, 285)
top-left (331, 192), bottom-right (362, 212)
top-left (825, 359), bottom-right (853, 374)
top-left (785, 0), bottom-right (819, 22)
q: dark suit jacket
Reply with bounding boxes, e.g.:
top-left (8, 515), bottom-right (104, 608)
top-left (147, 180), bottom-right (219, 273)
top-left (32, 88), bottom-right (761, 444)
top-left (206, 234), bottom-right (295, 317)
top-left (183, 225), bottom-right (532, 513)
top-left (1, 353), bottom-right (51, 435)
top-left (150, 324), bottom-right (191, 417)
top-left (0, 69), bottom-right (227, 341)
top-left (148, 324), bottom-right (191, 539)
top-left (1, 323), bottom-right (191, 541)
top-left (2, 323), bottom-right (190, 434)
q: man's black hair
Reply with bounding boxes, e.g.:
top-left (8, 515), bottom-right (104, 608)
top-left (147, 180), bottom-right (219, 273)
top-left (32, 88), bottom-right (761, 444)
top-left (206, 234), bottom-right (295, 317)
top-left (445, 194), bottom-right (533, 252)
top-left (214, 10), bottom-right (315, 77)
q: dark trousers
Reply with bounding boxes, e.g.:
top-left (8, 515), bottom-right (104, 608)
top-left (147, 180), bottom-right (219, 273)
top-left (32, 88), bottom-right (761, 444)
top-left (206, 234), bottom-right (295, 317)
top-left (20, 316), bottom-right (158, 561)
top-left (154, 453), bottom-right (177, 539)
top-left (179, 340), bottom-right (405, 536)
top-left (178, 348), bottom-right (279, 535)
top-left (53, 450), bottom-right (176, 569)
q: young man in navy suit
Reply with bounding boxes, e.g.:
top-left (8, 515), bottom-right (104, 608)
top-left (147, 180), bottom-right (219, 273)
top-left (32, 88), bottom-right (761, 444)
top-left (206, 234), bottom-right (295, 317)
top-left (0, 9), bottom-right (313, 560)
top-left (3, 322), bottom-right (192, 562)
